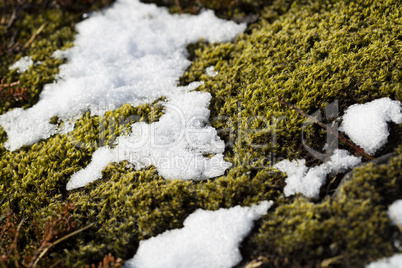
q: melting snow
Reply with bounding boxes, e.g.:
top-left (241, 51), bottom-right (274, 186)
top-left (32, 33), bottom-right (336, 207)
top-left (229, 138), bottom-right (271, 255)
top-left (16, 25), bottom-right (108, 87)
top-left (125, 201), bottom-right (273, 268)
top-left (366, 254), bottom-right (402, 268)
top-left (0, 0), bottom-right (245, 152)
top-left (340, 98), bottom-right (402, 155)
top-left (274, 149), bottom-right (361, 198)
top-left (388, 200), bottom-right (402, 226)
top-left (67, 88), bottom-right (232, 190)
top-left (0, 0), bottom-right (246, 188)
top-left (205, 66), bottom-right (218, 77)
top-left (9, 56), bottom-right (33, 73)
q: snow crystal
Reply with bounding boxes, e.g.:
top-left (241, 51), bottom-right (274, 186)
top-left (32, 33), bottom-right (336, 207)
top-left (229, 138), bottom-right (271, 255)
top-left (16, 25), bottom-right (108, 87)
top-left (366, 254), bottom-right (402, 268)
top-left (274, 149), bottom-right (361, 198)
top-left (340, 98), bottom-right (402, 155)
top-left (9, 56), bottom-right (33, 73)
top-left (388, 200), bottom-right (402, 226)
top-left (125, 201), bottom-right (273, 268)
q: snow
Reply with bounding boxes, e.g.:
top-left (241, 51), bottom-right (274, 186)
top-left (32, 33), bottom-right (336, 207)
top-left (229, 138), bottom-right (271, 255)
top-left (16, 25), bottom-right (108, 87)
top-left (274, 149), bottom-right (361, 198)
top-left (125, 201), bottom-right (273, 268)
top-left (388, 200), bottom-right (402, 226)
top-left (9, 56), bottom-right (33, 73)
top-left (0, 0), bottom-right (245, 188)
top-left (0, 0), bottom-right (245, 152)
top-left (66, 87), bottom-right (232, 190)
top-left (205, 66), bottom-right (218, 77)
top-left (366, 254), bottom-right (402, 268)
top-left (340, 98), bottom-right (402, 155)
top-left (52, 50), bottom-right (67, 59)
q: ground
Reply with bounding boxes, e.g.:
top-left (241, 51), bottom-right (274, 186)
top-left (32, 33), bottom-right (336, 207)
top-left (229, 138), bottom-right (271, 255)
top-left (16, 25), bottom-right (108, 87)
top-left (0, 0), bottom-right (401, 267)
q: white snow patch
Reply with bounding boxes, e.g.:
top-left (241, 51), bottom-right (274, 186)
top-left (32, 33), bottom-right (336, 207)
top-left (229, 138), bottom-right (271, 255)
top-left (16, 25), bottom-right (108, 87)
top-left (388, 200), bottom-right (402, 226)
top-left (67, 87), bottom-right (232, 190)
top-left (125, 201), bottom-right (273, 268)
top-left (52, 50), bottom-right (68, 59)
top-left (274, 149), bottom-right (361, 198)
top-left (9, 56), bottom-right (33, 73)
top-left (340, 98), bottom-right (402, 155)
top-left (366, 254), bottom-right (402, 268)
top-left (206, 66), bottom-right (218, 77)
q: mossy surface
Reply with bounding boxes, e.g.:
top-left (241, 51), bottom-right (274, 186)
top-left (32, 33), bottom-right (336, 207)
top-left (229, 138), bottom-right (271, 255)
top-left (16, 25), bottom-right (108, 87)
top-left (244, 149), bottom-right (402, 267)
top-left (0, 0), bottom-right (401, 267)
top-left (181, 0), bottom-right (401, 163)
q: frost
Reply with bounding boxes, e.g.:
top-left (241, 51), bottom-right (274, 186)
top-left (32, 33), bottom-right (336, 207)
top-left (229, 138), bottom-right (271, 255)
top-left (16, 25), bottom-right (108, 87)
top-left (340, 98), bottom-right (402, 155)
top-left (274, 149), bottom-right (361, 198)
top-left (125, 201), bottom-right (273, 268)
top-left (9, 56), bottom-right (33, 73)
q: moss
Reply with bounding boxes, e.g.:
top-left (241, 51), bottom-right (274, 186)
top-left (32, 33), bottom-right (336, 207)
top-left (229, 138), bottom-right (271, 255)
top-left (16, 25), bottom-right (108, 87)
top-left (245, 148), bottom-right (402, 267)
top-left (0, 0), bottom-right (401, 267)
top-left (182, 0), bottom-right (401, 163)
top-left (60, 163), bottom-right (282, 266)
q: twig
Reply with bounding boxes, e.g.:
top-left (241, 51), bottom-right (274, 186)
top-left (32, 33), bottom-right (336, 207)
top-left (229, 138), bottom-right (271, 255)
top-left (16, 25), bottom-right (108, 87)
top-left (6, 8), bottom-right (17, 32)
top-left (12, 218), bottom-right (26, 268)
top-left (32, 222), bottom-right (95, 268)
top-left (174, 0), bottom-right (183, 13)
top-left (277, 96), bottom-right (374, 160)
top-left (22, 23), bottom-right (46, 51)
top-left (321, 255), bottom-right (343, 267)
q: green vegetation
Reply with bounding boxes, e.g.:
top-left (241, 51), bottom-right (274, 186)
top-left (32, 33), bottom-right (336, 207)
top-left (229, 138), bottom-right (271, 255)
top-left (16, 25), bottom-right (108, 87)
top-left (0, 0), bottom-right (401, 267)
top-left (244, 149), bottom-right (402, 267)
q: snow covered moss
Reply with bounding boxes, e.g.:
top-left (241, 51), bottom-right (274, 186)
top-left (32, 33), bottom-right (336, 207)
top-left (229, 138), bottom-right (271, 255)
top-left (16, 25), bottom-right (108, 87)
top-left (0, 0), bottom-right (401, 267)
top-left (0, 1), bottom-right (113, 115)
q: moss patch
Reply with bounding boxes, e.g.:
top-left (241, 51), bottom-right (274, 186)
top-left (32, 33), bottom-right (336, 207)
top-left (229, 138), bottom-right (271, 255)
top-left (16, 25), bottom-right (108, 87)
top-left (244, 148), bottom-right (402, 267)
top-left (181, 0), bottom-right (401, 163)
top-left (0, 0), bottom-right (401, 267)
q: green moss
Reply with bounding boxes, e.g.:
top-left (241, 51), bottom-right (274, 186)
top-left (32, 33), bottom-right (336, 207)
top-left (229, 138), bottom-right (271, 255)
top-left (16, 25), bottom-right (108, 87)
top-left (246, 149), bottom-right (402, 267)
top-left (61, 162), bottom-right (282, 266)
top-left (182, 0), bottom-right (401, 163)
top-left (0, 0), bottom-right (401, 267)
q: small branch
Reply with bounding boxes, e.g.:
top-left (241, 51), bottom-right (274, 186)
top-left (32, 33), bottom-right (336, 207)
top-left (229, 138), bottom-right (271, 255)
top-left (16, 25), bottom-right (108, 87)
top-left (277, 96), bottom-right (374, 160)
top-left (22, 23), bottom-right (46, 51)
top-left (13, 218), bottom-right (26, 268)
top-left (174, 0), bottom-right (183, 13)
top-left (321, 255), bottom-right (343, 267)
top-left (32, 222), bottom-right (95, 268)
top-left (6, 8), bottom-right (17, 32)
